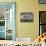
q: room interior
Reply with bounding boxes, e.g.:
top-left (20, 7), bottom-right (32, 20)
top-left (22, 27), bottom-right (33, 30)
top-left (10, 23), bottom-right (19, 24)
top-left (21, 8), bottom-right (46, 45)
top-left (0, 0), bottom-right (46, 46)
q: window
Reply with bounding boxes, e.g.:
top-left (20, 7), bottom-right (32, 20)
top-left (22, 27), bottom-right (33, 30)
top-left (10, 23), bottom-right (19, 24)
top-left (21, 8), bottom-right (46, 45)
top-left (39, 11), bottom-right (46, 35)
top-left (39, 0), bottom-right (46, 4)
top-left (0, 2), bottom-right (16, 40)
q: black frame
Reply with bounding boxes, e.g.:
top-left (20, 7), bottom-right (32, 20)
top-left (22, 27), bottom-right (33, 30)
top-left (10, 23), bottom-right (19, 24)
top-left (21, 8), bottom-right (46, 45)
top-left (39, 12), bottom-right (40, 36)
top-left (20, 12), bottom-right (33, 22)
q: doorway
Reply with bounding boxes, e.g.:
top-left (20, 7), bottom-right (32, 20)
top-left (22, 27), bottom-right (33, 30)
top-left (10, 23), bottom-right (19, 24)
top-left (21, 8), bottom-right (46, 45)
top-left (39, 11), bottom-right (46, 35)
top-left (0, 2), bottom-right (16, 40)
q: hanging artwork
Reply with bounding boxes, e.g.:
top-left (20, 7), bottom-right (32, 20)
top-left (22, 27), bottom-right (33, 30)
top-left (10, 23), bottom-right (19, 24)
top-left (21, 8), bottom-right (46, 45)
top-left (20, 12), bottom-right (33, 22)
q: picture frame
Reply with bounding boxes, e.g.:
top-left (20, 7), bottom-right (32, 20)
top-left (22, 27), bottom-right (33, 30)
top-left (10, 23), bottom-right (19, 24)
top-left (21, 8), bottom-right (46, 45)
top-left (20, 12), bottom-right (33, 22)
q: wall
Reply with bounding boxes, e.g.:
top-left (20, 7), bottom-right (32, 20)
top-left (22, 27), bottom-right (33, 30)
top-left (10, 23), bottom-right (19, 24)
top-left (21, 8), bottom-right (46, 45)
top-left (16, 0), bottom-right (39, 40)
top-left (0, 0), bottom-right (46, 40)
top-left (39, 4), bottom-right (46, 11)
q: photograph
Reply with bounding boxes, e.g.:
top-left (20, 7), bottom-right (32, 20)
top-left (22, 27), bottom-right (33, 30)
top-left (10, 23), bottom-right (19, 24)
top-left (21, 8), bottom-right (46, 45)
top-left (20, 12), bottom-right (33, 22)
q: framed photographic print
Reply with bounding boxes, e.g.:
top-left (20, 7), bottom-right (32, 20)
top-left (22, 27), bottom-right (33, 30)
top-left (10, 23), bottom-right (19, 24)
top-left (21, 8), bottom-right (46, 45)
top-left (39, 0), bottom-right (46, 4)
top-left (20, 12), bottom-right (33, 22)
